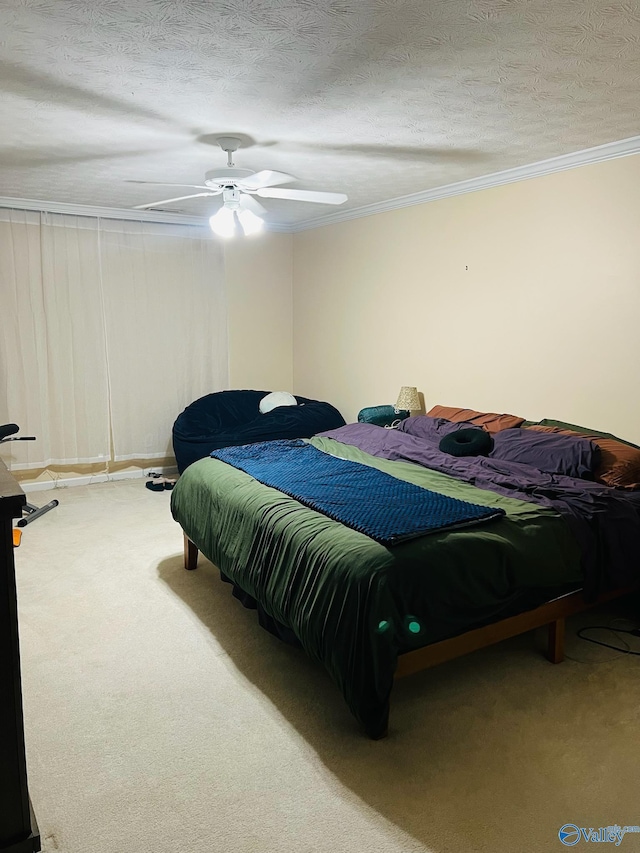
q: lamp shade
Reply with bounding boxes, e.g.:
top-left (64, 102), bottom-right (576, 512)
top-left (395, 386), bottom-right (420, 413)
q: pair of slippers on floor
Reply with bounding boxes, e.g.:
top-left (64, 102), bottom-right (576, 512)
top-left (145, 477), bottom-right (176, 492)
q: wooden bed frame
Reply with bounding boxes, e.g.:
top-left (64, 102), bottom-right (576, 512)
top-left (183, 534), bottom-right (636, 678)
top-left (395, 583), bottom-right (637, 677)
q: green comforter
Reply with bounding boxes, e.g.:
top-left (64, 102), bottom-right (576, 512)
top-left (170, 436), bottom-right (582, 737)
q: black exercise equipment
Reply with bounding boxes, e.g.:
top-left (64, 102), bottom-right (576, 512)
top-left (0, 423), bottom-right (59, 525)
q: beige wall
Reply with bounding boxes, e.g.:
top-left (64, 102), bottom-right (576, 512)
top-left (293, 154), bottom-right (640, 443)
top-left (225, 231), bottom-right (294, 392)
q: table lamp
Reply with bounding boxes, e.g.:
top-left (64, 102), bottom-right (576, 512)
top-left (394, 386), bottom-right (420, 415)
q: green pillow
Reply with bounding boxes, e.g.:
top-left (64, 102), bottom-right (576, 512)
top-left (358, 405), bottom-right (408, 428)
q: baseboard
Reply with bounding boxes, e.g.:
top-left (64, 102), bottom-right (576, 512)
top-left (19, 466), bottom-right (179, 493)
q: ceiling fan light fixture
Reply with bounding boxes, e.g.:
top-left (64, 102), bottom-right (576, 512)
top-left (209, 205), bottom-right (236, 238)
top-left (237, 208), bottom-right (264, 236)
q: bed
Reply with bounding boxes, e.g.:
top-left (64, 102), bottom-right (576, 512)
top-left (170, 406), bottom-right (640, 738)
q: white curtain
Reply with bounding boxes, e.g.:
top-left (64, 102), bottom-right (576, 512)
top-left (0, 209), bottom-right (228, 469)
top-left (99, 219), bottom-right (228, 461)
top-left (0, 210), bottom-right (110, 467)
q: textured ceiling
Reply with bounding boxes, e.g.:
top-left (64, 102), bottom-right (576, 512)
top-left (1, 0), bottom-right (640, 228)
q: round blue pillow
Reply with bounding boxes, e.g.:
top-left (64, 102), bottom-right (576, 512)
top-left (439, 428), bottom-right (492, 457)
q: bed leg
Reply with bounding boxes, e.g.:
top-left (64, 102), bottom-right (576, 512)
top-left (546, 617), bottom-right (565, 664)
top-left (184, 535), bottom-right (198, 571)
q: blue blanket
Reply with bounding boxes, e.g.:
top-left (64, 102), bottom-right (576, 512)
top-left (211, 439), bottom-right (504, 545)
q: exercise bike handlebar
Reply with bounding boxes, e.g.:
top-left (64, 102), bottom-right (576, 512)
top-left (2, 424), bottom-right (59, 532)
top-left (0, 423), bottom-right (36, 442)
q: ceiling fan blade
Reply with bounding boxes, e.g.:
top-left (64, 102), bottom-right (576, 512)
top-left (126, 180), bottom-right (212, 190)
top-left (239, 170), bottom-right (296, 190)
top-left (256, 187), bottom-right (347, 205)
top-left (133, 192), bottom-right (218, 210)
top-left (239, 194), bottom-right (267, 216)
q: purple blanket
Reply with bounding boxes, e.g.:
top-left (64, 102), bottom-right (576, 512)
top-left (319, 423), bottom-right (640, 598)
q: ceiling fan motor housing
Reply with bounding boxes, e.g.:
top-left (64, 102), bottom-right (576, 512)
top-left (204, 168), bottom-right (255, 187)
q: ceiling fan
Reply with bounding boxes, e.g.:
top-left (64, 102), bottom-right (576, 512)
top-left (131, 136), bottom-right (348, 236)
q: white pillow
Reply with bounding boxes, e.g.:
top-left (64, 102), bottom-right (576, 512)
top-left (259, 391), bottom-right (298, 414)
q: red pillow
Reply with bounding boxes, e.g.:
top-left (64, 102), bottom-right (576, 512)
top-left (427, 405), bottom-right (525, 435)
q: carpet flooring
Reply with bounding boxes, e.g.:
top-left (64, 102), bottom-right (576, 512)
top-left (13, 478), bottom-right (640, 853)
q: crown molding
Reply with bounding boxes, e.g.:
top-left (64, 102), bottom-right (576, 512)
top-left (292, 134), bottom-right (640, 232)
top-left (0, 196), bottom-right (213, 227)
top-left (0, 195), bottom-right (292, 233)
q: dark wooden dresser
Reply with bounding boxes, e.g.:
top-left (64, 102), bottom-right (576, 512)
top-left (0, 460), bottom-right (40, 852)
